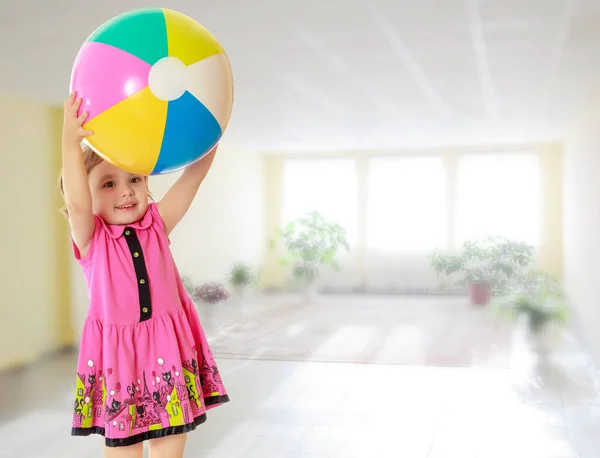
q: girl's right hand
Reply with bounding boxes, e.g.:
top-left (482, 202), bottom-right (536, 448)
top-left (62, 92), bottom-right (93, 146)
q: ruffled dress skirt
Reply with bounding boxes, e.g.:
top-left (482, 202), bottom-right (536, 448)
top-left (71, 297), bottom-right (229, 447)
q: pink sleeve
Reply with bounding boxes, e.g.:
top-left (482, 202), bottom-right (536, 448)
top-left (71, 214), bottom-right (103, 263)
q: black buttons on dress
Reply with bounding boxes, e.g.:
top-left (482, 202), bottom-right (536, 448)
top-left (122, 227), bottom-right (152, 322)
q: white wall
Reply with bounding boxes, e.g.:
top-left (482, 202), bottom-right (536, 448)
top-left (153, 147), bottom-right (265, 283)
top-left (69, 146), bottom-right (265, 339)
top-left (564, 90), bottom-right (600, 361)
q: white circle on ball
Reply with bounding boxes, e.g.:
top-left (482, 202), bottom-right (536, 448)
top-left (148, 57), bottom-right (186, 101)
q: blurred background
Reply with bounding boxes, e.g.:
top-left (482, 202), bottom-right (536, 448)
top-left (1, 0), bottom-right (600, 457)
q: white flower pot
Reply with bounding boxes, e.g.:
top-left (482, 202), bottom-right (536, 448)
top-left (230, 285), bottom-right (250, 305)
top-left (517, 315), bottom-right (563, 354)
top-left (301, 282), bottom-right (319, 303)
top-left (531, 324), bottom-right (563, 354)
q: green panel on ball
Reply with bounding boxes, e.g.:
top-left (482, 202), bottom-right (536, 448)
top-left (86, 8), bottom-right (168, 66)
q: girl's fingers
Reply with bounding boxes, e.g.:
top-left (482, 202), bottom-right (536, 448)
top-left (68, 96), bottom-right (81, 115)
top-left (77, 111), bottom-right (88, 122)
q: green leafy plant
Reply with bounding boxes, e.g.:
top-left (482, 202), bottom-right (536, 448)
top-left (428, 236), bottom-right (535, 295)
top-left (274, 211), bottom-right (350, 285)
top-left (493, 270), bottom-right (568, 334)
top-left (227, 262), bottom-right (261, 292)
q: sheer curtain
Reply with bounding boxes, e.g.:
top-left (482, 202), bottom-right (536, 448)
top-left (280, 158), bottom-right (359, 289)
top-left (364, 155), bottom-right (447, 292)
top-left (277, 151), bottom-right (542, 293)
top-left (454, 152), bottom-right (541, 247)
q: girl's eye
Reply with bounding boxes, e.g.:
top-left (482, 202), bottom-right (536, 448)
top-left (131, 177), bottom-right (141, 183)
top-left (104, 181), bottom-right (115, 188)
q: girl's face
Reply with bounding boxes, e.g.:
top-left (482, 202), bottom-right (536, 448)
top-left (87, 160), bottom-right (149, 226)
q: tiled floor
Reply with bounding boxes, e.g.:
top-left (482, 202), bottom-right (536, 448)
top-left (200, 294), bottom-right (515, 367)
top-left (1, 294), bottom-right (599, 457)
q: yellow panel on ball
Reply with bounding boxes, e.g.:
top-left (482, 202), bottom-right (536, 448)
top-left (163, 8), bottom-right (224, 66)
top-left (83, 87), bottom-right (168, 175)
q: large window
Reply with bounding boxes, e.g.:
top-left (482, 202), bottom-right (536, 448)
top-left (281, 158), bottom-right (358, 246)
top-left (366, 155), bottom-right (447, 252)
top-left (277, 150), bottom-right (545, 292)
top-left (454, 152), bottom-right (541, 246)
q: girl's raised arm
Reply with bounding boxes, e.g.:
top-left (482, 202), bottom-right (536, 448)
top-left (157, 144), bottom-right (218, 237)
top-left (61, 93), bottom-right (95, 254)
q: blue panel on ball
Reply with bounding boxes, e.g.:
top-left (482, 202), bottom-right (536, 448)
top-left (152, 91), bottom-right (222, 175)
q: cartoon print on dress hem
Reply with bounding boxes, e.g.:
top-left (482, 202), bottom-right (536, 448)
top-left (71, 347), bottom-right (229, 446)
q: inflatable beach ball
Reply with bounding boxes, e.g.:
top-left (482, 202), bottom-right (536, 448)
top-left (70, 8), bottom-right (234, 175)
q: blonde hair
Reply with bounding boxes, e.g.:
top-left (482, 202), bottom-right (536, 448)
top-left (58, 144), bottom-right (151, 218)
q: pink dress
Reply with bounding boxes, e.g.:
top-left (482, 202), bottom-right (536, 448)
top-left (70, 202), bottom-right (229, 448)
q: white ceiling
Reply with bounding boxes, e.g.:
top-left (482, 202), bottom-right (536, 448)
top-left (1, 0), bottom-right (599, 152)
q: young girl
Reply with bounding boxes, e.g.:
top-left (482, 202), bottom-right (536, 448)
top-left (61, 93), bottom-right (229, 457)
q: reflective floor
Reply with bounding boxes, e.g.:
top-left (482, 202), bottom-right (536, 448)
top-left (1, 294), bottom-right (599, 457)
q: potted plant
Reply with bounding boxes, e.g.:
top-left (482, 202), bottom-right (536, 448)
top-left (226, 262), bottom-right (261, 301)
top-left (179, 276), bottom-right (230, 321)
top-left (428, 236), bottom-right (535, 305)
top-left (493, 270), bottom-right (569, 353)
top-left (274, 211), bottom-right (350, 301)
top-left (193, 282), bottom-right (231, 304)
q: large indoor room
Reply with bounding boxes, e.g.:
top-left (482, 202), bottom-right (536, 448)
top-left (1, 1), bottom-right (600, 457)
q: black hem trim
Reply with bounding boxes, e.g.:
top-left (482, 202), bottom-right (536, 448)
top-left (71, 395), bottom-right (230, 448)
top-left (205, 394), bottom-right (230, 406)
top-left (72, 414), bottom-right (207, 448)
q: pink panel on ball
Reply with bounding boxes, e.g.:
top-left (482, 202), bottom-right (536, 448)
top-left (70, 42), bottom-right (151, 122)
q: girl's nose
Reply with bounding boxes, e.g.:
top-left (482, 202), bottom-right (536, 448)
top-left (121, 186), bottom-right (134, 197)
